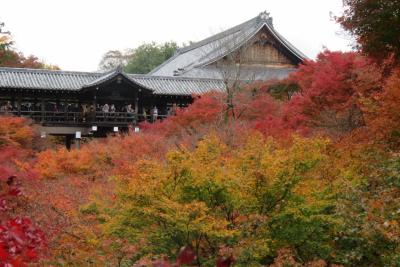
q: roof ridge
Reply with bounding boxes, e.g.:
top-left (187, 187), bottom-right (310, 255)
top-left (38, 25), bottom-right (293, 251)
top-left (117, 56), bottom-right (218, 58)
top-left (129, 73), bottom-right (223, 82)
top-left (186, 22), bottom-right (265, 72)
top-left (177, 15), bottom-right (259, 54)
top-left (148, 14), bottom-right (262, 76)
top-left (0, 67), bottom-right (103, 76)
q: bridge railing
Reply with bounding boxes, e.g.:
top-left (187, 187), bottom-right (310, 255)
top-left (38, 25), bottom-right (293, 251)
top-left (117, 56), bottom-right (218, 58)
top-left (0, 110), bottom-right (167, 126)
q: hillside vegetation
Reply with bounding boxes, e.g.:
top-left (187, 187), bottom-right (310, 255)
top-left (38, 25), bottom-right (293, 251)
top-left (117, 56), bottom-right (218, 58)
top-left (1, 50), bottom-right (400, 266)
top-left (2, 0), bottom-right (400, 265)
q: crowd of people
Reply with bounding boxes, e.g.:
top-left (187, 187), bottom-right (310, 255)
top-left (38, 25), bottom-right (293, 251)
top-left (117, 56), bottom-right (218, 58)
top-left (0, 101), bottom-right (13, 112)
top-left (0, 101), bottom-right (180, 122)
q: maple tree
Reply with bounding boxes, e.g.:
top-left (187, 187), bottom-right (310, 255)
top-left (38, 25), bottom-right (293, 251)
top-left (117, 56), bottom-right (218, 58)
top-left (338, 0), bottom-right (400, 63)
top-left (0, 21), bottom-right (59, 69)
top-left (0, 178), bottom-right (46, 267)
top-left (283, 51), bottom-right (374, 136)
top-left (0, 117), bottom-right (46, 266)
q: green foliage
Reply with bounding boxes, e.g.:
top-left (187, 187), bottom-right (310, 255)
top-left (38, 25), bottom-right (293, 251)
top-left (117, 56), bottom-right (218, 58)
top-left (98, 42), bottom-right (178, 73)
top-left (98, 134), bottom-right (342, 265)
top-left (268, 82), bottom-right (300, 101)
top-left (124, 41), bottom-right (178, 74)
top-left (0, 21), bottom-right (12, 50)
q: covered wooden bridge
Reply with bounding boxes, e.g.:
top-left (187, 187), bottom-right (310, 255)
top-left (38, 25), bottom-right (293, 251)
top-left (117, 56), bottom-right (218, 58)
top-left (0, 66), bottom-right (224, 142)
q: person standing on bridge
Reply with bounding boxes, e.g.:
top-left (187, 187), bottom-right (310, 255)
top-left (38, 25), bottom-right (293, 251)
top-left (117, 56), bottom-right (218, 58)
top-left (102, 103), bottom-right (110, 121)
top-left (152, 106), bottom-right (158, 122)
top-left (5, 101), bottom-right (12, 113)
top-left (102, 103), bottom-right (109, 113)
top-left (126, 104), bottom-right (134, 114)
top-left (82, 104), bottom-right (89, 122)
top-left (142, 108), bottom-right (147, 122)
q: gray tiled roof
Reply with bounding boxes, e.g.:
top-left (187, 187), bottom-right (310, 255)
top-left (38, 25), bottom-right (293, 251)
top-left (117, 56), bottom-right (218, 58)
top-left (0, 67), bottom-right (225, 96)
top-left (129, 74), bottom-right (224, 95)
top-left (149, 11), bottom-right (307, 79)
top-left (0, 67), bottom-right (99, 91)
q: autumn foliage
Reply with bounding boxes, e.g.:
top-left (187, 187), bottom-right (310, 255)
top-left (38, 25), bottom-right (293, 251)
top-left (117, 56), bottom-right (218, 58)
top-left (0, 117), bottom-right (46, 266)
top-left (0, 48), bottom-right (397, 266)
top-left (1, 1), bottom-right (400, 264)
top-left (0, 48), bottom-right (391, 266)
top-left (0, 21), bottom-right (59, 70)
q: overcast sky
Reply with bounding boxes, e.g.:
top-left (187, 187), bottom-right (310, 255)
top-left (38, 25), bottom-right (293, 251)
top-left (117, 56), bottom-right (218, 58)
top-left (1, 0), bottom-right (353, 72)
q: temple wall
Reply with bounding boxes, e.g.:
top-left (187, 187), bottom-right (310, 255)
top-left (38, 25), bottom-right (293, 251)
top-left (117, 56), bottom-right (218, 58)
top-left (214, 28), bottom-right (298, 68)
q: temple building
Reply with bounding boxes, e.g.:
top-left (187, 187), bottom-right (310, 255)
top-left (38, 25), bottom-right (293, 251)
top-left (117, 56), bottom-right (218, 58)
top-left (150, 11), bottom-right (307, 80)
top-left (0, 11), bottom-right (306, 145)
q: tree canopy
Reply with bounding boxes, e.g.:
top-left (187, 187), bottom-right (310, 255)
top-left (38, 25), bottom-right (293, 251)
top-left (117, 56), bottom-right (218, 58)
top-left (0, 21), bottom-right (59, 69)
top-left (338, 0), bottom-right (400, 62)
top-left (98, 41), bottom-right (178, 74)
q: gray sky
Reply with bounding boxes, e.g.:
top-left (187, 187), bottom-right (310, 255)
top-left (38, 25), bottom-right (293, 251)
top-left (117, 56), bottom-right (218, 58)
top-left (1, 0), bottom-right (353, 71)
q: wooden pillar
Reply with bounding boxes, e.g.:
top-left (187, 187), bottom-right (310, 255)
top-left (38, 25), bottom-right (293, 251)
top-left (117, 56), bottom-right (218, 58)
top-left (92, 90), bottom-right (97, 123)
top-left (10, 95), bottom-right (15, 112)
top-left (65, 135), bottom-right (73, 150)
top-left (134, 94), bottom-right (139, 114)
top-left (41, 99), bottom-right (45, 122)
top-left (17, 96), bottom-right (21, 116)
top-left (75, 138), bottom-right (81, 150)
top-left (33, 98), bottom-right (37, 111)
top-left (133, 90), bottom-right (139, 123)
top-left (93, 89), bottom-right (97, 108)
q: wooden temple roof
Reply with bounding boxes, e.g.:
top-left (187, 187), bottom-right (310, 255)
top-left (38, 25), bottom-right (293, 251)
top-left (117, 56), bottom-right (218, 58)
top-left (149, 11), bottom-right (308, 79)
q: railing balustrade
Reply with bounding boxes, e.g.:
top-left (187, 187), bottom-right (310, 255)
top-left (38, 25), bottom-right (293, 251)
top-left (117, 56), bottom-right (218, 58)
top-left (0, 110), bottom-right (165, 126)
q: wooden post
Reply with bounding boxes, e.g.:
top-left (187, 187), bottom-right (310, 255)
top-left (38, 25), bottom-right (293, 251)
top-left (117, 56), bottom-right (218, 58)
top-left (33, 98), bottom-right (38, 121)
top-left (64, 99), bottom-right (69, 121)
top-left (134, 96), bottom-right (139, 114)
top-left (41, 99), bottom-right (45, 122)
top-left (10, 95), bottom-right (15, 114)
top-left (75, 138), bottom-right (81, 150)
top-left (133, 90), bottom-right (139, 124)
top-left (17, 96), bottom-right (21, 116)
top-left (75, 131), bottom-right (81, 150)
top-left (92, 91), bottom-right (97, 123)
top-left (65, 135), bottom-right (73, 150)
